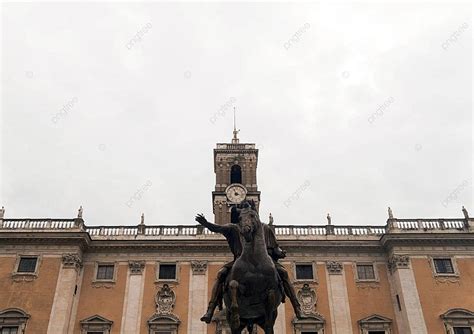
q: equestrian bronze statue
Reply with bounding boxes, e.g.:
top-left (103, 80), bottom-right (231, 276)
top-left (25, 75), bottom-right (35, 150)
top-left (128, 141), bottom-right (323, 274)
top-left (195, 200), bottom-right (302, 334)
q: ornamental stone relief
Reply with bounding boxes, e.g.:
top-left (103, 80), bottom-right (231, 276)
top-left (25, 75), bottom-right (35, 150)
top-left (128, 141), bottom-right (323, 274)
top-left (129, 261), bottom-right (145, 274)
top-left (434, 276), bottom-right (460, 285)
top-left (326, 261), bottom-right (343, 274)
top-left (191, 261), bottom-right (207, 275)
top-left (388, 254), bottom-right (410, 273)
top-left (297, 283), bottom-right (317, 315)
top-left (156, 284), bottom-right (176, 315)
top-left (91, 283), bottom-right (114, 289)
top-left (12, 275), bottom-right (37, 283)
top-left (62, 253), bottom-right (83, 270)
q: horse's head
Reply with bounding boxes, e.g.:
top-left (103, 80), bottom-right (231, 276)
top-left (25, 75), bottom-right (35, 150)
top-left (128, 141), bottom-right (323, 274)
top-left (231, 200), bottom-right (261, 243)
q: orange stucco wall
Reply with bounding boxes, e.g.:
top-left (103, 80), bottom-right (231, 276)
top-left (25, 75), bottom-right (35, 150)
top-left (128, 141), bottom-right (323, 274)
top-left (74, 263), bottom-right (127, 334)
top-left (0, 255), bottom-right (60, 333)
top-left (413, 257), bottom-right (474, 333)
top-left (315, 263), bottom-right (332, 334)
top-left (284, 263), bottom-right (331, 334)
top-left (140, 263), bottom-right (190, 334)
top-left (345, 263), bottom-right (398, 334)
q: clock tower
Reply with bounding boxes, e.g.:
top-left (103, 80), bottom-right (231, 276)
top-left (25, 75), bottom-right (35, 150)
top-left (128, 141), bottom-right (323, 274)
top-left (212, 128), bottom-right (260, 225)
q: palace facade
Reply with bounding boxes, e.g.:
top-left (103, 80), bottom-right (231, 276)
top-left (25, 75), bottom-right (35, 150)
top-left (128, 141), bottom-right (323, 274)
top-left (1, 135), bottom-right (473, 334)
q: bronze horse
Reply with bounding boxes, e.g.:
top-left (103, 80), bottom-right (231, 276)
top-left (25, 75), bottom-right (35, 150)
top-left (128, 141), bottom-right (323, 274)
top-left (224, 203), bottom-right (283, 334)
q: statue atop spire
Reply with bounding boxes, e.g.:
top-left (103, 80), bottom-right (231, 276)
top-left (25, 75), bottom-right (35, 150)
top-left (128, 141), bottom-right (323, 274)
top-left (462, 206), bottom-right (469, 219)
top-left (388, 207), bottom-right (394, 219)
top-left (232, 107), bottom-right (240, 144)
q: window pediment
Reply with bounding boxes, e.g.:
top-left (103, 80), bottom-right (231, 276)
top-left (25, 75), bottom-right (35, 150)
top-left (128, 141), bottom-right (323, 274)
top-left (148, 314), bottom-right (180, 325)
top-left (292, 313), bottom-right (325, 325)
top-left (441, 309), bottom-right (474, 319)
top-left (80, 314), bottom-right (113, 334)
top-left (358, 314), bottom-right (392, 332)
top-left (441, 308), bottom-right (474, 326)
top-left (0, 308), bottom-right (30, 333)
top-left (359, 314), bottom-right (393, 325)
top-left (147, 314), bottom-right (180, 334)
top-left (292, 313), bottom-right (325, 333)
top-left (0, 308), bottom-right (30, 320)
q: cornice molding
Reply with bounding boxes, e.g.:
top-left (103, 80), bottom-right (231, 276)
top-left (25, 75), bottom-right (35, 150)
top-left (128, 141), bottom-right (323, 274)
top-left (1, 230), bottom-right (474, 257)
top-left (381, 233), bottom-right (474, 249)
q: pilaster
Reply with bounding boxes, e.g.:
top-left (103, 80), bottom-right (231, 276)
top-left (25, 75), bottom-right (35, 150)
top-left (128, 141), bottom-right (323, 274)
top-left (121, 261), bottom-right (146, 334)
top-left (47, 253), bottom-right (82, 334)
top-left (387, 254), bottom-right (428, 334)
top-left (326, 261), bottom-right (352, 334)
top-left (187, 261), bottom-right (208, 334)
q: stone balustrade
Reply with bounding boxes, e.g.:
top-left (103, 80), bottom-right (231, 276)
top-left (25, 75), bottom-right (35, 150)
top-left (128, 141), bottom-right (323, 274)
top-left (0, 217), bottom-right (471, 239)
top-left (0, 218), bottom-right (78, 229)
top-left (388, 218), bottom-right (467, 232)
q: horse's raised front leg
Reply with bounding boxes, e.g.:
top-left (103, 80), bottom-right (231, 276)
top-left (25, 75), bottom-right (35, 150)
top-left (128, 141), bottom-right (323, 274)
top-left (229, 280), bottom-right (240, 331)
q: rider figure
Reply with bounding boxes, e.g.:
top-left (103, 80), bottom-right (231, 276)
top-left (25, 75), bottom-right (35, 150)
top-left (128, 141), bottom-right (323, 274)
top-left (195, 200), bottom-right (303, 323)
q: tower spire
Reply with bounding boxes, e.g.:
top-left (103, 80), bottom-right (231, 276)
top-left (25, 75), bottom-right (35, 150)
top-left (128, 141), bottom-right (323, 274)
top-left (232, 107), bottom-right (240, 143)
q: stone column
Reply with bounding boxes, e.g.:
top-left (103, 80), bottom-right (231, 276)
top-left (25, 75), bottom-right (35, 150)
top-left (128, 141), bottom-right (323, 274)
top-left (47, 253), bottom-right (82, 334)
top-left (121, 261), bottom-right (146, 334)
top-left (187, 261), bottom-right (208, 334)
top-left (387, 255), bottom-right (428, 334)
top-left (326, 261), bottom-right (353, 334)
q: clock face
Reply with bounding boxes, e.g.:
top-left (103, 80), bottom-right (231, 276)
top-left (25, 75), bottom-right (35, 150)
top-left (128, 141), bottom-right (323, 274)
top-left (225, 184), bottom-right (247, 204)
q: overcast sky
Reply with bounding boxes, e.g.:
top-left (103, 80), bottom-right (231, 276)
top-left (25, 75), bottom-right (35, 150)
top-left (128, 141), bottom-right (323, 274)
top-left (1, 2), bottom-right (472, 227)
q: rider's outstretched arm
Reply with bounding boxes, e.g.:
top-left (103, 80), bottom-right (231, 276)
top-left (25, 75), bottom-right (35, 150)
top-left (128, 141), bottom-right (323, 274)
top-left (195, 214), bottom-right (231, 235)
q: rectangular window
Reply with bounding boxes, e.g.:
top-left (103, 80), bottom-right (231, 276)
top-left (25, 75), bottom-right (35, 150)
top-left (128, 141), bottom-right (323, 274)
top-left (96, 264), bottom-right (115, 280)
top-left (295, 264), bottom-right (313, 280)
top-left (356, 264), bottom-right (375, 280)
top-left (454, 328), bottom-right (473, 334)
top-left (1, 328), bottom-right (19, 334)
top-left (159, 264), bottom-right (176, 280)
top-left (434, 259), bottom-right (454, 274)
top-left (17, 257), bottom-right (38, 273)
top-left (368, 331), bottom-right (386, 334)
top-left (87, 332), bottom-right (104, 334)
